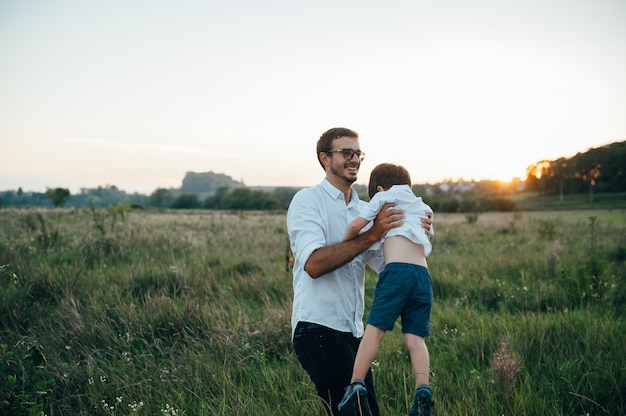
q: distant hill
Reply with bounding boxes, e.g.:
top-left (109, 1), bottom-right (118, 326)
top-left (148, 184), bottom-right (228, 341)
top-left (180, 171), bottom-right (245, 194)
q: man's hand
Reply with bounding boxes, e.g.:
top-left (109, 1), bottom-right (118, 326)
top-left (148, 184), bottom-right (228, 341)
top-left (421, 212), bottom-right (433, 236)
top-left (304, 203), bottom-right (406, 279)
top-left (367, 202), bottom-right (404, 241)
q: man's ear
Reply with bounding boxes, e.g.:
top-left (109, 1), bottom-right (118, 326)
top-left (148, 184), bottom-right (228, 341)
top-left (319, 152), bottom-right (330, 169)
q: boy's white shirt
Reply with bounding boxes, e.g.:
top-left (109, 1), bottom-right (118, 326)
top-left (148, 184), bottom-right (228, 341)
top-left (358, 184), bottom-right (434, 256)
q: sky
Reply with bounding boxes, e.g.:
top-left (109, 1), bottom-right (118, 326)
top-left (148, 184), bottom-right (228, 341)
top-left (1, 0), bottom-right (625, 194)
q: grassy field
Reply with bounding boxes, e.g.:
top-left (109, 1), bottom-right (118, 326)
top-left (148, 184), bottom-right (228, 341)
top-left (1, 207), bottom-right (625, 415)
top-left (511, 191), bottom-right (626, 211)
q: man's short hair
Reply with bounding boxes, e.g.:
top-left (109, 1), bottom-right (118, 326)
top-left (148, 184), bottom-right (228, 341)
top-left (316, 127), bottom-right (359, 169)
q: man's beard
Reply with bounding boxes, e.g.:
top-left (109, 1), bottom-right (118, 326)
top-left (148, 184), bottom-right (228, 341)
top-left (330, 163), bottom-right (358, 184)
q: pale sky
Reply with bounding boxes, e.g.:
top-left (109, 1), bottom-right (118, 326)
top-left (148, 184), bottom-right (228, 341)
top-left (1, 0), bottom-right (625, 194)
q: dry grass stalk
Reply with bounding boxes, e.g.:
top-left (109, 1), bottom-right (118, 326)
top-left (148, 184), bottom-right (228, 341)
top-left (490, 340), bottom-right (522, 415)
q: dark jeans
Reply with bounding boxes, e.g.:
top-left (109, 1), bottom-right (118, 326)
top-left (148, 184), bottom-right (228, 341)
top-left (292, 322), bottom-right (380, 416)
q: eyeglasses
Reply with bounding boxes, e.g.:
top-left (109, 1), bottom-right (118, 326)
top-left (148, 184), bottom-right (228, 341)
top-left (326, 148), bottom-right (365, 161)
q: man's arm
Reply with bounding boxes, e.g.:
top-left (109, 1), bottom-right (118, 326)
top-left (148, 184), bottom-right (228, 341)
top-left (343, 217), bottom-right (370, 241)
top-left (305, 203), bottom-right (403, 278)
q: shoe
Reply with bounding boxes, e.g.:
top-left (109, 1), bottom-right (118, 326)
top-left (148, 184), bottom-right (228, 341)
top-left (409, 385), bottom-right (433, 416)
top-left (338, 380), bottom-right (372, 416)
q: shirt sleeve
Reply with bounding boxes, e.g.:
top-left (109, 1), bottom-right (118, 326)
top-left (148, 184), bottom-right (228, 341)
top-left (358, 192), bottom-right (389, 221)
top-left (287, 189), bottom-right (328, 269)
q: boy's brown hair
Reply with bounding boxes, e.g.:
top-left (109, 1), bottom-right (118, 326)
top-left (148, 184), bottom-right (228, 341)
top-left (368, 163), bottom-right (412, 199)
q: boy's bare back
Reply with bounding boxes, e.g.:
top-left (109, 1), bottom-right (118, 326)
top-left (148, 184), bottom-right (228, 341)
top-left (382, 235), bottom-right (427, 267)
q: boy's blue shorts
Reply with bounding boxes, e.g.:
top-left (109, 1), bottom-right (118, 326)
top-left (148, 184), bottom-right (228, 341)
top-left (366, 262), bottom-right (432, 337)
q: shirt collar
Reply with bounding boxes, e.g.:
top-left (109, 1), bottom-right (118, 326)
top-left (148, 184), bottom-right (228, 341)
top-left (321, 178), bottom-right (360, 206)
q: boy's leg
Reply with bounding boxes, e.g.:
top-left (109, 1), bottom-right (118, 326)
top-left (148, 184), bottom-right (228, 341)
top-left (404, 333), bottom-right (429, 388)
top-left (351, 324), bottom-right (387, 382)
top-left (405, 333), bottom-right (433, 416)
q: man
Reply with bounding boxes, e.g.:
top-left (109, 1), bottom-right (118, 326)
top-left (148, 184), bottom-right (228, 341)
top-left (287, 127), bottom-right (432, 415)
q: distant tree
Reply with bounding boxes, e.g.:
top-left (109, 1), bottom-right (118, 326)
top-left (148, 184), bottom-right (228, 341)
top-left (66, 186), bottom-right (149, 208)
top-left (250, 190), bottom-right (282, 210)
top-left (479, 197), bottom-right (516, 212)
top-left (526, 160), bottom-right (553, 195)
top-left (221, 188), bottom-right (252, 209)
top-left (220, 188), bottom-right (281, 210)
top-left (171, 193), bottom-right (201, 209)
top-left (586, 161), bottom-right (601, 203)
top-left (150, 188), bottom-right (173, 208)
top-left (45, 187), bottom-right (70, 207)
top-left (204, 186), bottom-right (229, 209)
top-left (272, 187), bottom-right (300, 209)
top-left (411, 184), bottom-right (428, 198)
top-left (524, 140), bottom-right (625, 196)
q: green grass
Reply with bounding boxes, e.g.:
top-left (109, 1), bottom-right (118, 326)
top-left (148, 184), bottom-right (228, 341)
top-left (511, 191), bottom-right (626, 211)
top-left (1, 208), bottom-right (625, 415)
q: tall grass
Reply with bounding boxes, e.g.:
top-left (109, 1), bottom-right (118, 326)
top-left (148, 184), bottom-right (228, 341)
top-left (1, 208), bottom-right (624, 415)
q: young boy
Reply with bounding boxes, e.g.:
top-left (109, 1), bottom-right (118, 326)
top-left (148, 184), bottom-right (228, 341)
top-left (338, 163), bottom-right (435, 416)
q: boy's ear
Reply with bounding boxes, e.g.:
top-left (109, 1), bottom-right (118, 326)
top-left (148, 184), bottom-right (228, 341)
top-left (376, 185), bottom-right (385, 192)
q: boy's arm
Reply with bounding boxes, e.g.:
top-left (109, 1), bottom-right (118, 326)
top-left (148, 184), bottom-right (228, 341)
top-left (304, 203), bottom-right (402, 278)
top-left (343, 217), bottom-right (370, 241)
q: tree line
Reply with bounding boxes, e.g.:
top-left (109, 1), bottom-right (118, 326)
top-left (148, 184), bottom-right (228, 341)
top-left (0, 185), bottom-right (298, 211)
top-left (524, 140), bottom-right (626, 198)
top-left (1, 183), bottom-right (517, 213)
top-left (1, 140), bottom-right (623, 211)
top-left (151, 186), bottom-right (294, 210)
